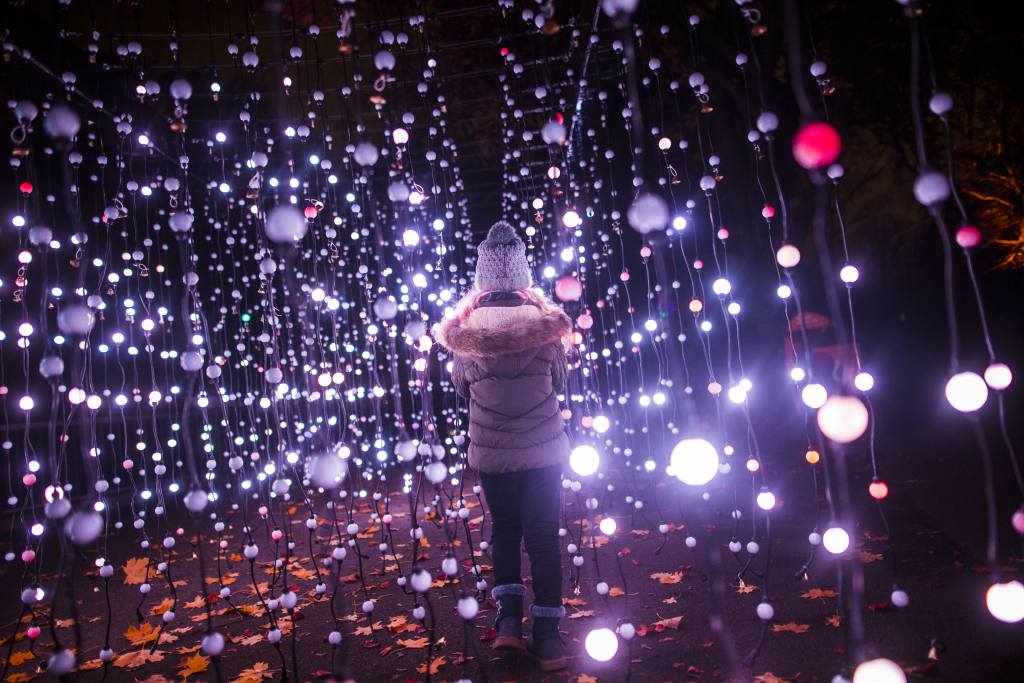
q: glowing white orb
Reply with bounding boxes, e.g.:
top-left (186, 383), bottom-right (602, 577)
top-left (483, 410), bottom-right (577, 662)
top-left (562, 210), bottom-right (582, 228)
top-left (669, 438), bottom-right (719, 487)
top-left (984, 363), bottom-right (1012, 391)
top-left (599, 517), bottom-right (617, 535)
top-left (853, 658), bottom-right (907, 683)
top-left (570, 445), bottom-right (600, 477)
top-left (986, 580), bottom-right (1024, 623)
top-left (626, 193), bottom-right (669, 234)
top-left (712, 278), bottom-right (732, 296)
top-left (353, 141), bottom-right (379, 166)
top-left (840, 265), bottom-right (860, 284)
top-left (756, 490), bottom-right (776, 511)
top-left (822, 527), bottom-right (850, 554)
top-left (425, 461), bottom-right (447, 484)
top-left (265, 205), bottom-right (307, 243)
top-left (945, 371), bottom-right (988, 413)
top-left (854, 371), bottom-right (875, 392)
top-left (801, 383), bottom-right (828, 409)
top-left (392, 127), bottom-right (409, 145)
top-left (592, 415), bottom-right (610, 433)
top-left (584, 627), bottom-right (619, 662)
top-left (817, 395), bottom-right (869, 444)
top-left (776, 244), bottom-right (801, 268)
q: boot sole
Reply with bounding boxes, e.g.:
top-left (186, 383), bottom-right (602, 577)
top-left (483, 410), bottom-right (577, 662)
top-left (493, 636), bottom-right (525, 653)
top-left (537, 656), bottom-right (567, 671)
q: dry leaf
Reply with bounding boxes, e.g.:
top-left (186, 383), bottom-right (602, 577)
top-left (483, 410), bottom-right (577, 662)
top-left (650, 571), bottom-right (683, 585)
top-left (416, 656), bottom-right (446, 675)
top-left (825, 613), bottom-right (842, 628)
top-left (608, 587), bottom-right (625, 597)
top-left (576, 675), bottom-right (599, 683)
top-left (134, 676), bottom-right (174, 683)
top-left (230, 661), bottom-right (273, 682)
top-left (124, 622), bottom-right (161, 646)
top-left (113, 648), bottom-right (166, 669)
top-left (396, 636), bottom-right (430, 649)
top-left (651, 616), bottom-right (683, 631)
top-left (568, 610), bottom-right (595, 619)
top-left (123, 557), bottom-right (150, 585)
top-left (801, 588), bottom-right (837, 600)
top-left (736, 581), bottom-right (758, 594)
top-left (754, 673), bottom-right (788, 683)
top-left (150, 597), bottom-right (175, 616)
top-left (563, 597), bottom-right (587, 607)
top-left (770, 622), bottom-right (810, 634)
top-left (178, 652), bottom-right (210, 680)
top-left (7, 650), bottom-right (35, 666)
top-left (859, 551), bottom-right (884, 564)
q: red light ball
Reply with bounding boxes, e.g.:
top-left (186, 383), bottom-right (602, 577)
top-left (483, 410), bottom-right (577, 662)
top-left (304, 206), bottom-right (319, 219)
top-left (19, 181), bottom-right (33, 194)
top-left (762, 205), bottom-right (775, 219)
top-left (955, 225), bottom-right (981, 249)
top-left (868, 479), bottom-right (889, 500)
top-left (792, 122), bottom-right (842, 170)
top-left (555, 275), bottom-right (583, 302)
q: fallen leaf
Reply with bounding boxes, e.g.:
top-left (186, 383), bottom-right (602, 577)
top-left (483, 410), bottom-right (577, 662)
top-left (123, 557), bottom-right (150, 585)
top-left (125, 622), bottom-right (161, 646)
top-left (771, 622), bottom-right (810, 634)
top-left (230, 661), bottom-right (273, 683)
top-left (859, 551), bottom-right (884, 564)
top-left (662, 597), bottom-right (677, 604)
top-left (608, 587), bottom-right (625, 597)
top-left (150, 597), bottom-right (175, 616)
top-left (7, 650), bottom-right (34, 666)
top-left (416, 656), bottom-right (446, 675)
top-left (651, 616), bottom-right (683, 631)
top-left (568, 610), bottom-right (595, 619)
top-left (178, 652), bottom-right (210, 680)
top-left (5, 674), bottom-right (33, 683)
top-left (753, 673), bottom-right (788, 683)
top-left (650, 571), bottom-right (683, 585)
top-left (736, 581), bottom-right (758, 594)
top-left (801, 588), bottom-right (837, 600)
top-left (113, 648), bottom-right (166, 669)
top-left (563, 597), bottom-right (587, 607)
top-left (576, 675), bottom-right (599, 683)
top-left (825, 613), bottom-right (842, 628)
top-left (396, 636), bottom-right (430, 649)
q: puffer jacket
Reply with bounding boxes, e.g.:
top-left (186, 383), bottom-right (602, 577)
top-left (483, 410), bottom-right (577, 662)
top-left (434, 289), bottom-right (572, 474)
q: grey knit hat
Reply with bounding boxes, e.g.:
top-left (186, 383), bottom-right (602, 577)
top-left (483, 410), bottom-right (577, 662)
top-left (474, 221), bottom-right (532, 291)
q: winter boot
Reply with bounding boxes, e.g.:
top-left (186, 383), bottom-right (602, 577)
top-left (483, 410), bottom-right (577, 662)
top-left (491, 584), bottom-right (526, 652)
top-left (526, 605), bottom-right (566, 671)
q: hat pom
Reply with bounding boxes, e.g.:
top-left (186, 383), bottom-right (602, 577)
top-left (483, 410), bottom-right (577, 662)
top-left (486, 220), bottom-right (517, 244)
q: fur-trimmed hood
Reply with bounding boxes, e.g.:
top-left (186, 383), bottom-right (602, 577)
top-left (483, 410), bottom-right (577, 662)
top-left (434, 290), bottom-right (572, 358)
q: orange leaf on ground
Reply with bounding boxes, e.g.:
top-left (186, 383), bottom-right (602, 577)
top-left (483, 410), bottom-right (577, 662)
top-left (416, 656), bottom-right (446, 675)
top-left (825, 613), bottom-right (842, 628)
top-left (113, 648), bottom-right (166, 669)
top-left (651, 616), bottom-right (683, 631)
top-left (801, 588), bottom-right (838, 600)
top-left (754, 673), bottom-right (789, 683)
top-left (178, 652), bottom-right (210, 680)
top-left (150, 597), bottom-right (175, 616)
top-left (650, 571), bottom-right (683, 585)
top-left (771, 622), bottom-right (810, 634)
top-left (7, 650), bottom-right (35, 666)
top-left (123, 557), bottom-right (150, 584)
top-left (124, 622), bottom-right (161, 646)
top-left (230, 661), bottom-right (273, 682)
top-left (568, 610), bottom-right (595, 619)
top-left (396, 636), bottom-right (430, 649)
top-left (736, 581), bottom-right (758, 594)
top-left (608, 587), bottom-right (625, 597)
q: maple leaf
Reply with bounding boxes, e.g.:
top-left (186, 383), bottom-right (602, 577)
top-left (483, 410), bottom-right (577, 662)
top-left (396, 636), bottom-right (430, 649)
top-left (229, 662), bottom-right (273, 683)
top-left (753, 673), bottom-right (788, 683)
top-left (801, 588), bottom-right (838, 600)
top-left (5, 674), bottom-right (32, 683)
top-left (113, 648), bottom-right (166, 669)
top-left (651, 616), bottom-right (683, 631)
top-left (650, 571), bottom-right (683, 585)
top-left (825, 613), bottom-right (842, 628)
top-left (79, 658), bottom-right (104, 671)
top-left (234, 633), bottom-right (263, 647)
top-left (416, 656), bottom-right (446, 675)
top-left (736, 581), bottom-right (758, 594)
top-left (125, 622), bottom-right (161, 646)
top-left (771, 622), bottom-right (810, 634)
top-left (608, 587), bottom-right (625, 597)
top-left (178, 652), bottom-right (210, 680)
top-left (123, 557), bottom-right (150, 585)
top-left (150, 597), bottom-right (175, 616)
top-left (568, 610), bottom-right (595, 619)
top-left (134, 676), bottom-right (174, 683)
top-left (563, 597), bottom-right (588, 607)
top-left (183, 595), bottom-right (207, 610)
top-left (859, 551), bottom-right (884, 564)
top-left (7, 650), bottom-right (35, 666)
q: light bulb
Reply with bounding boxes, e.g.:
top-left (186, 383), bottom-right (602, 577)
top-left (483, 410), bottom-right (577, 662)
top-left (584, 627), bottom-right (618, 662)
top-left (669, 438), bottom-right (719, 487)
top-left (569, 445), bottom-right (600, 477)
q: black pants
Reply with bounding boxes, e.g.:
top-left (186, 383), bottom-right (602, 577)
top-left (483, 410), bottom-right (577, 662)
top-left (479, 464), bottom-right (563, 609)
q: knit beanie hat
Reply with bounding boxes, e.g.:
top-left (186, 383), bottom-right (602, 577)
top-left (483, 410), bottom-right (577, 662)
top-left (474, 220), bottom-right (532, 291)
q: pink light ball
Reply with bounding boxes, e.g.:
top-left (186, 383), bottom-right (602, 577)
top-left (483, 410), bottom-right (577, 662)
top-left (555, 276), bottom-right (583, 302)
top-left (22, 549), bottom-right (36, 563)
top-left (27, 626), bottom-right (41, 639)
top-left (792, 122), bottom-right (841, 170)
top-left (955, 225), bottom-right (981, 249)
top-left (576, 313), bottom-right (594, 330)
top-left (22, 473), bottom-right (36, 487)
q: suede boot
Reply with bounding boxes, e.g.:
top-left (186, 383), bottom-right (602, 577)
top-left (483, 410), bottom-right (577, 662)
top-left (491, 584), bottom-right (525, 652)
top-left (526, 605), bottom-right (566, 671)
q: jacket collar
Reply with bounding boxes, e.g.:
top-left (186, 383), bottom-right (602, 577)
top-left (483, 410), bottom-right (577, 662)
top-left (435, 297), bottom-right (571, 358)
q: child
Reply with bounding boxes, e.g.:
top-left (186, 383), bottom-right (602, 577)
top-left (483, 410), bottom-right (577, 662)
top-left (435, 220), bottom-right (572, 671)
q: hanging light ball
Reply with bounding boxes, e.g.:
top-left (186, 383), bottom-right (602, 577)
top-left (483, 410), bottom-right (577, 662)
top-left (43, 104), bottom-right (81, 140)
top-left (57, 304), bottom-right (96, 336)
top-left (569, 445), bottom-right (600, 477)
top-left (945, 371), bottom-right (988, 412)
top-left (853, 659), bottom-right (907, 683)
top-left (913, 171), bottom-right (950, 206)
top-left (265, 205), bottom-right (308, 243)
top-left (626, 193), bottom-right (669, 234)
top-left (354, 141), bottom-right (380, 166)
top-left (816, 395), bottom-right (869, 444)
top-left (986, 580), bottom-right (1024, 623)
top-left (792, 122), bottom-right (842, 170)
top-left (669, 438), bottom-right (719, 486)
top-left (983, 363), bottom-right (1012, 391)
top-left (584, 627), bottom-right (619, 662)
top-left (555, 276), bottom-right (583, 302)
top-left (822, 527), bottom-right (850, 554)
